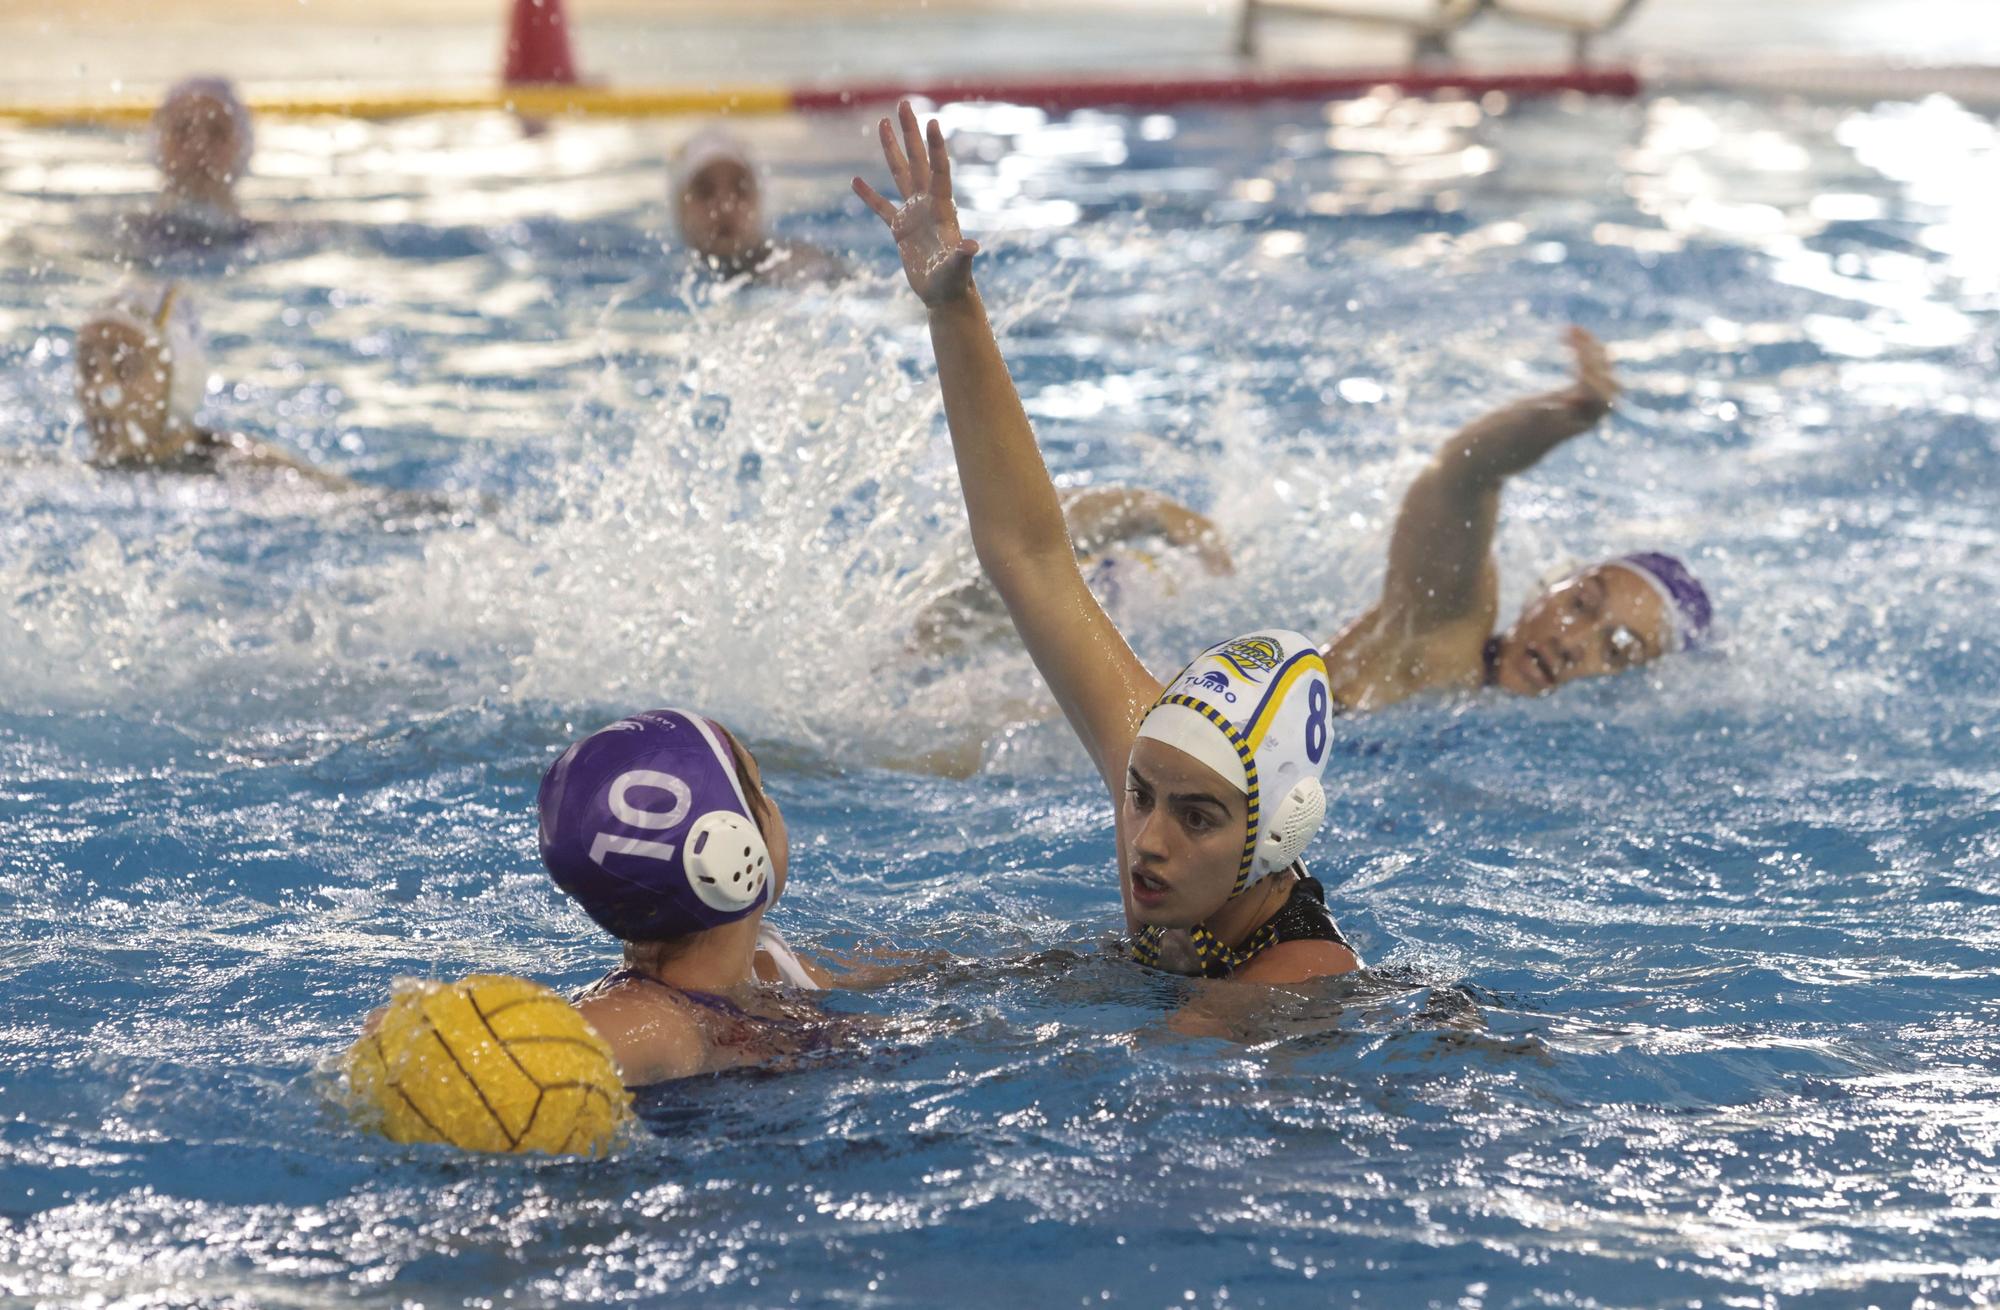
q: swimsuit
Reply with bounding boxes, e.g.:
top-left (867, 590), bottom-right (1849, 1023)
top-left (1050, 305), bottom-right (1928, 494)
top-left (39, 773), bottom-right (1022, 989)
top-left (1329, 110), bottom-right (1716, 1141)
top-left (1185, 866), bottom-right (1357, 980)
top-left (586, 926), bottom-right (839, 1064)
top-left (118, 204), bottom-right (257, 251)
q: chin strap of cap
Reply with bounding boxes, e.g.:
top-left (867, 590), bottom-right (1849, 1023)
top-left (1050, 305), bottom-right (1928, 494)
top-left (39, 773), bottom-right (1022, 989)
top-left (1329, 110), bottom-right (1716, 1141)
top-left (1136, 917), bottom-right (1282, 978)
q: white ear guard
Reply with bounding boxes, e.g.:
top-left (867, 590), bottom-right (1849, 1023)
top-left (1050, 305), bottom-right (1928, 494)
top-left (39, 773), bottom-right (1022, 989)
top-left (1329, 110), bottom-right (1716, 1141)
top-left (683, 810), bottom-right (770, 912)
top-left (1256, 777), bottom-right (1326, 876)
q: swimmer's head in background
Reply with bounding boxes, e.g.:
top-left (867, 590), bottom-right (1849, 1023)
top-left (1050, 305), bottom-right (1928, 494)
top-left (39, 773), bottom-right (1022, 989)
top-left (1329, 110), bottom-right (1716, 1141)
top-left (669, 127), bottom-right (766, 264)
top-left (1127, 630), bottom-right (1334, 970)
top-left (538, 710), bottom-right (779, 943)
top-left (75, 283), bottom-right (210, 465)
top-left (152, 76), bottom-right (254, 203)
top-left (1492, 553), bottom-right (1713, 695)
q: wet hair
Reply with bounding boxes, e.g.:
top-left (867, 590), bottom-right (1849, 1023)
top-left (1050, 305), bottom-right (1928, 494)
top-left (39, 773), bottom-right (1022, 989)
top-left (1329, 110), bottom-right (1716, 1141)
top-left (706, 720), bottom-right (766, 817)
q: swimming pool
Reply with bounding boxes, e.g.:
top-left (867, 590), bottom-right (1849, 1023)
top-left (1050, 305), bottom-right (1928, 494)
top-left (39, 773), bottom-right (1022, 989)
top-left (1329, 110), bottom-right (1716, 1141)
top-left (2, 87), bottom-right (1997, 1306)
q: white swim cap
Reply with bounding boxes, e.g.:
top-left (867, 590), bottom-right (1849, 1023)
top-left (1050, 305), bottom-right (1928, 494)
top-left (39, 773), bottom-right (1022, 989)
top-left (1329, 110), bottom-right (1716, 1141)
top-left (152, 76), bottom-right (255, 182)
top-left (669, 127), bottom-right (755, 206)
top-left (1134, 629), bottom-right (1334, 893)
top-left (82, 283), bottom-right (209, 427)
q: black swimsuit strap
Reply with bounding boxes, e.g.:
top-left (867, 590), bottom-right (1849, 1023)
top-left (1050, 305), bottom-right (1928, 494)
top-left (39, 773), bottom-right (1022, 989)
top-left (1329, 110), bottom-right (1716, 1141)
top-left (589, 968), bottom-right (749, 1018)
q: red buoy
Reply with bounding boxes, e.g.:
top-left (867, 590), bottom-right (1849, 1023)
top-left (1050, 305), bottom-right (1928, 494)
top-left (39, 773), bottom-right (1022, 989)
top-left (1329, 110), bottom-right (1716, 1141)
top-left (502, 0), bottom-right (579, 87)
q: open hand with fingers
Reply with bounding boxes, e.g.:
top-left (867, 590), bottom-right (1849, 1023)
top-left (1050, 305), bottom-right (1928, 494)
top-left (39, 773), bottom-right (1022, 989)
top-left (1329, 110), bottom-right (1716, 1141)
top-left (853, 100), bottom-right (980, 306)
top-left (1562, 326), bottom-right (1620, 417)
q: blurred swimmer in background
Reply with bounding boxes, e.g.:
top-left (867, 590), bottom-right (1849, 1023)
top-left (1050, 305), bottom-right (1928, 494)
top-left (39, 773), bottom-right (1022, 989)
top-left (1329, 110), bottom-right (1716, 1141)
top-left (541, 709), bottom-right (939, 1085)
top-left (861, 106), bottom-right (1359, 987)
top-left (74, 284), bottom-right (346, 481)
top-left (73, 283), bottom-right (463, 521)
top-left (908, 485), bottom-right (1233, 658)
top-left (1323, 328), bottom-right (1712, 709)
top-left (121, 76), bottom-right (259, 250)
top-left (670, 127), bottom-right (847, 286)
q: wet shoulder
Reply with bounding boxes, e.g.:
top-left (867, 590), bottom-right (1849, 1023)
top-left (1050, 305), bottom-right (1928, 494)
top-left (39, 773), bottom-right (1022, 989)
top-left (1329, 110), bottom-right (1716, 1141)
top-left (572, 977), bottom-right (709, 1086)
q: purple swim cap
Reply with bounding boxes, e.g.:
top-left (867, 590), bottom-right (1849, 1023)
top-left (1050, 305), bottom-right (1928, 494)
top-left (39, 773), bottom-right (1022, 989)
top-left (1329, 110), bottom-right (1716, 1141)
top-left (538, 710), bottom-right (771, 941)
top-left (1612, 552), bottom-right (1713, 651)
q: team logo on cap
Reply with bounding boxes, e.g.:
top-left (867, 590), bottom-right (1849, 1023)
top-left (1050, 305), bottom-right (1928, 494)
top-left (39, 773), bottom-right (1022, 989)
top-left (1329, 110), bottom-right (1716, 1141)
top-left (1215, 637), bottom-right (1282, 679)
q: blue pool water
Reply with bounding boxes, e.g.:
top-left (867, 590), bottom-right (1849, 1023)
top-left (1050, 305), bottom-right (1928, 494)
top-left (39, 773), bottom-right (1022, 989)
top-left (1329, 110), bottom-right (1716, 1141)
top-left (2, 90), bottom-right (1998, 1306)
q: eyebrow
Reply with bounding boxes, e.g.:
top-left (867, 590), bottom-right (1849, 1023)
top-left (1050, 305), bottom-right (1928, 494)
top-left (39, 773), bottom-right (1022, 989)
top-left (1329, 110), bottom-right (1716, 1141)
top-left (1128, 767), bottom-right (1232, 813)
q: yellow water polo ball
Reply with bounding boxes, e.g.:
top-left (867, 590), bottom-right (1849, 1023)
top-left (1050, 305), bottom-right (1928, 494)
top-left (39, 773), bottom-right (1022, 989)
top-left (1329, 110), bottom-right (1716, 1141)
top-left (344, 973), bottom-right (631, 1157)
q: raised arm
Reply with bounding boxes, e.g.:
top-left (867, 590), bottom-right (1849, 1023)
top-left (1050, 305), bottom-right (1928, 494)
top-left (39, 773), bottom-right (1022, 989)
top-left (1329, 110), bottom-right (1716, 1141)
top-left (1378, 327), bottom-right (1617, 625)
top-left (856, 102), bottom-right (1161, 793)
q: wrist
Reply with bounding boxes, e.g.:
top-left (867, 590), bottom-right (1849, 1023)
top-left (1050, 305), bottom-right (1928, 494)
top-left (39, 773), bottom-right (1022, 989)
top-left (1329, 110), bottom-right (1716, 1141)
top-left (1561, 387), bottom-right (1613, 422)
top-left (925, 283), bottom-right (983, 319)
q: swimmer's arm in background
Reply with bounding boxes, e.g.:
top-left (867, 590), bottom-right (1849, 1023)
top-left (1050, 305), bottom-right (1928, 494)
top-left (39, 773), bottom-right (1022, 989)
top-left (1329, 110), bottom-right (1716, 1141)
top-left (856, 101), bottom-right (1162, 794)
top-left (204, 429), bottom-right (358, 491)
top-left (1061, 487), bottom-right (1234, 576)
top-left (782, 942), bottom-right (957, 990)
top-left (1378, 327), bottom-right (1618, 627)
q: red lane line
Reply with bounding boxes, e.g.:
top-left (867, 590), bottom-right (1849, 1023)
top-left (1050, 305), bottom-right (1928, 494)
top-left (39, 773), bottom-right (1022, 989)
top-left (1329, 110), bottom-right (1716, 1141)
top-left (791, 67), bottom-right (1642, 113)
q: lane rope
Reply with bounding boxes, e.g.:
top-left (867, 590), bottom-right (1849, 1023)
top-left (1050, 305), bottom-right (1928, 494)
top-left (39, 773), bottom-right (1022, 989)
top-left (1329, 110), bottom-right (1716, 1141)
top-left (0, 66), bottom-right (1642, 125)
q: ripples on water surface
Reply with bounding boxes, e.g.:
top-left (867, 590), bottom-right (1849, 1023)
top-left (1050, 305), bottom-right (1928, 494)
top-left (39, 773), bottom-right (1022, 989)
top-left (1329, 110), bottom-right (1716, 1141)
top-left (1, 92), bottom-right (1997, 1306)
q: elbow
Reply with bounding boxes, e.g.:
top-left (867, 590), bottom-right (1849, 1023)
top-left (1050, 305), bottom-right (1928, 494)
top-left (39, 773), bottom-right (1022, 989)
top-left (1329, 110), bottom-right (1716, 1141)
top-left (1431, 439), bottom-right (1492, 483)
top-left (973, 536), bottom-right (1072, 602)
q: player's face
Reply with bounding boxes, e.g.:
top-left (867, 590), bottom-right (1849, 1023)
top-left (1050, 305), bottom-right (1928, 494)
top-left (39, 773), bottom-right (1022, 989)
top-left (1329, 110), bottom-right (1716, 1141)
top-left (677, 159), bottom-right (764, 262)
top-left (1493, 564), bottom-right (1672, 695)
top-left (1122, 736), bottom-right (1249, 930)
